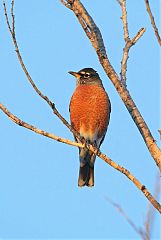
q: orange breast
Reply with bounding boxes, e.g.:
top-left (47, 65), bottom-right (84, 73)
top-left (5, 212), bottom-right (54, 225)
top-left (70, 84), bottom-right (111, 140)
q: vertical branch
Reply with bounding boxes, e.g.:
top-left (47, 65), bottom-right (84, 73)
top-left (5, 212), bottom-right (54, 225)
top-left (144, 0), bottom-right (161, 46)
top-left (11, 0), bottom-right (15, 33)
top-left (60, 0), bottom-right (161, 172)
top-left (144, 173), bottom-right (161, 239)
top-left (158, 130), bottom-right (161, 139)
top-left (121, 28), bottom-right (145, 86)
top-left (1, 0), bottom-right (161, 213)
top-left (119, 0), bottom-right (145, 86)
top-left (122, 0), bottom-right (130, 42)
top-left (120, 0), bottom-right (130, 86)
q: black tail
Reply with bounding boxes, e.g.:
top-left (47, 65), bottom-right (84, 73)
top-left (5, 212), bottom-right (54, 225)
top-left (78, 163), bottom-right (94, 187)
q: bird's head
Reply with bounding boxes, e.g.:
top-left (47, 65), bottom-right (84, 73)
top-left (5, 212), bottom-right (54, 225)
top-left (69, 68), bottom-right (102, 86)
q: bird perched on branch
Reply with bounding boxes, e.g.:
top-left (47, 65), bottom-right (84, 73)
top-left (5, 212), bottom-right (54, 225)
top-left (69, 68), bottom-right (111, 187)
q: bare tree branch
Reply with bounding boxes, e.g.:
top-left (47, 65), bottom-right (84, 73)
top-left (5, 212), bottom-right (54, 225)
top-left (121, 28), bottom-right (145, 85)
top-left (0, 103), bottom-right (82, 148)
top-left (158, 130), bottom-right (161, 140)
top-left (2, 0), bottom-right (161, 212)
top-left (11, 0), bottom-right (15, 32)
top-left (144, 173), bottom-right (161, 239)
top-left (121, 0), bottom-right (130, 43)
top-left (61, 0), bottom-right (161, 172)
top-left (116, 0), bottom-right (122, 7)
top-left (3, 0), bottom-right (84, 144)
top-left (144, 0), bottom-right (161, 46)
top-left (119, 0), bottom-right (146, 85)
top-left (60, 0), bottom-right (72, 10)
top-left (105, 197), bottom-right (145, 239)
top-left (106, 173), bottom-right (161, 240)
top-left (0, 102), bottom-right (161, 213)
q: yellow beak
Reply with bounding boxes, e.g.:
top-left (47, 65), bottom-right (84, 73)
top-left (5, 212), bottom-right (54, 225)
top-left (68, 71), bottom-right (81, 79)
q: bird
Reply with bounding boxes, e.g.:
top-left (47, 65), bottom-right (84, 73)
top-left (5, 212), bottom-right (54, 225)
top-left (69, 68), bottom-right (111, 187)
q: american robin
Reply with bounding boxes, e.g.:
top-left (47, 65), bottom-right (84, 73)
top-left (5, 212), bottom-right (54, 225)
top-left (69, 68), bottom-right (111, 187)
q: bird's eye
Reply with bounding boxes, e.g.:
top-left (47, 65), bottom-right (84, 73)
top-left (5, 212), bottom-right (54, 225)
top-left (84, 73), bottom-right (90, 78)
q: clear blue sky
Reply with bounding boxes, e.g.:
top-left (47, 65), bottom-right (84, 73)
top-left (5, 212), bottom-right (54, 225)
top-left (0, 1), bottom-right (160, 239)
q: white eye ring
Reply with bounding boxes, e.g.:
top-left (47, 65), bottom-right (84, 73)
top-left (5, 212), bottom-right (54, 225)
top-left (84, 73), bottom-right (90, 78)
top-left (80, 71), bottom-right (90, 78)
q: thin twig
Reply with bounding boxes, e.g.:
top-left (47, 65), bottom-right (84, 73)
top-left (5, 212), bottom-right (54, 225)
top-left (3, 0), bottom-right (83, 143)
top-left (144, 0), bottom-right (161, 46)
top-left (116, 0), bottom-right (122, 7)
top-left (0, 103), bottom-right (82, 148)
top-left (122, 0), bottom-right (129, 42)
top-left (106, 173), bottom-right (160, 240)
top-left (11, 0), bottom-right (15, 33)
top-left (158, 130), bottom-right (161, 140)
top-left (120, 0), bottom-right (130, 85)
top-left (120, 0), bottom-right (145, 85)
top-left (76, 15), bottom-right (93, 41)
top-left (61, 0), bottom-right (161, 172)
top-left (131, 27), bottom-right (146, 44)
top-left (144, 173), bottom-right (161, 239)
top-left (3, 1), bottom-right (12, 33)
top-left (105, 197), bottom-right (145, 239)
top-left (0, 102), bottom-right (161, 213)
top-left (121, 27), bottom-right (145, 86)
top-left (2, 0), bottom-right (161, 212)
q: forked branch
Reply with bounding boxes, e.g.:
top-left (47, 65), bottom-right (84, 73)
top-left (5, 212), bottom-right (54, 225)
top-left (0, 102), bottom-right (161, 213)
top-left (119, 0), bottom-right (145, 85)
top-left (60, 0), bottom-right (161, 172)
top-left (2, 0), bottom-right (161, 213)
